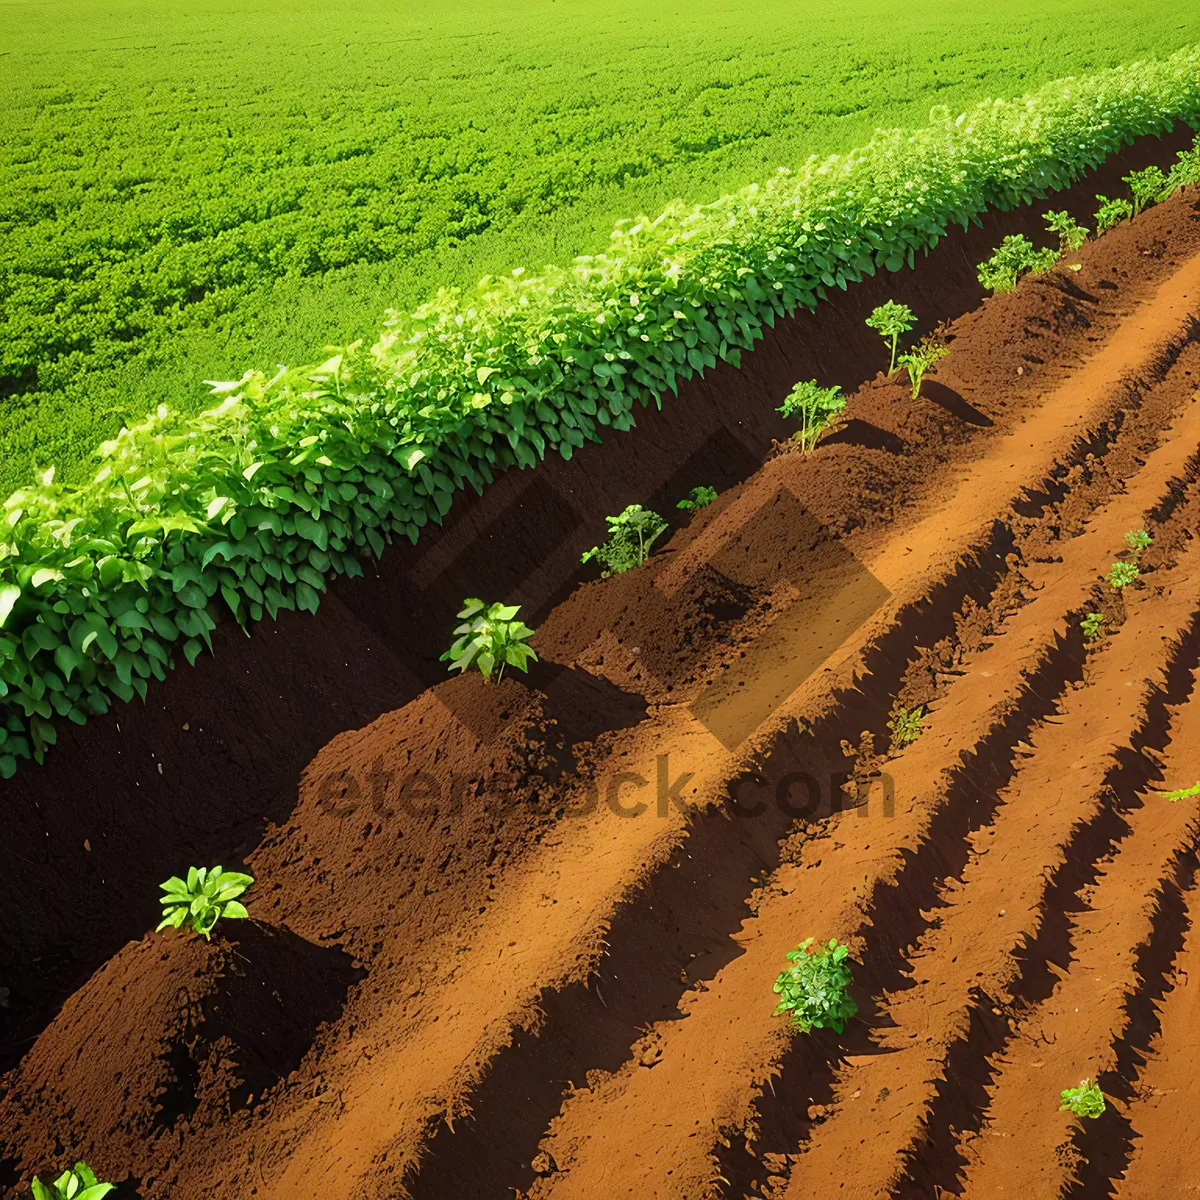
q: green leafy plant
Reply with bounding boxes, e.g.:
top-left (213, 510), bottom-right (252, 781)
top-left (440, 599), bottom-right (537, 683)
top-left (1164, 134), bottom-right (1200, 199)
top-left (865, 301), bottom-right (917, 374)
top-left (1060, 1078), bottom-right (1106, 1119)
top-left (29, 1163), bottom-right (114, 1200)
top-left (977, 234), bottom-right (1059, 293)
top-left (1094, 194), bottom-right (1134, 233)
top-left (581, 505), bottom-right (668, 576)
top-left (773, 938), bottom-right (858, 1034)
top-left (1124, 528), bottom-right (1153, 557)
top-left (1124, 165), bottom-right (1169, 217)
top-left (887, 703), bottom-right (924, 752)
top-left (778, 381), bottom-right (847, 451)
top-left (1108, 561), bottom-right (1140, 589)
top-left (1162, 780), bottom-right (1200, 803)
top-left (897, 332), bottom-right (951, 400)
top-left (677, 486), bottom-right (718, 511)
top-left (1045, 210), bottom-right (1090, 253)
top-left (157, 865), bottom-right (254, 939)
top-left (1080, 612), bottom-right (1106, 641)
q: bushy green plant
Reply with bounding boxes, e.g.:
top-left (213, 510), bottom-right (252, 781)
top-left (440, 599), bottom-right (537, 682)
top-left (977, 234), bottom-right (1060, 293)
top-left (773, 938), bottom-right (857, 1034)
top-left (1081, 612), bottom-right (1106, 641)
top-left (30, 1163), bottom-right (113, 1200)
top-left (1124, 528), bottom-right (1152, 557)
top-left (677, 486), bottom-right (718, 511)
top-left (778, 381), bottom-right (847, 451)
top-left (157, 865), bottom-right (254, 939)
top-left (865, 301), bottom-right (917, 374)
top-left (1060, 1078), bottom-right (1106, 1119)
top-left (581, 505), bottom-right (668, 576)
top-left (1163, 135), bottom-right (1200, 198)
top-left (1108, 561), bottom-right (1140, 589)
top-left (1044, 209), bottom-right (1090, 252)
top-left (897, 333), bottom-right (951, 400)
top-left (1163, 780), bottom-right (1200, 802)
top-left (1094, 194), bottom-right (1134, 233)
top-left (1124, 165), bottom-right (1169, 216)
top-left (887, 703), bottom-right (924, 752)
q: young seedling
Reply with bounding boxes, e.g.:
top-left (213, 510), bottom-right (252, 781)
top-left (887, 703), bottom-right (924, 753)
top-left (441, 598), bottom-right (538, 683)
top-left (977, 234), bottom-right (1059, 294)
top-left (1162, 780), bottom-right (1200, 803)
top-left (1060, 1078), bottom-right (1106, 1119)
top-left (865, 301), bottom-right (916, 375)
top-left (158, 865), bottom-right (253, 939)
top-left (1044, 210), bottom-right (1089, 253)
top-left (1108, 561), bottom-right (1140, 590)
top-left (773, 938), bottom-right (858, 1034)
top-left (778, 380), bottom-right (847, 451)
top-left (1123, 165), bottom-right (1169, 218)
top-left (897, 332), bottom-right (950, 400)
top-left (30, 1163), bottom-right (114, 1200)
top-left (1080, 612), bottom-right (1106, 642)
top-left (1124, 528), bottom-right (1153, 558)
top-left (1164, 135), bottom-right (1200, 199)
top-left (581, 505), bottom-right (668, 576)
top-left (1094, 194), bottom-right (1133, 234)
top-left (677, 485), bottom-right (718, 512)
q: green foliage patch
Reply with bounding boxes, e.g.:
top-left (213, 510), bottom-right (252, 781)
top-left (1060, 1078), bottom-right (1106, 1119)
top-left (441, 599), bottom-right (538, 683)
top-left (157, 865), bottom-right (254, 939)
top-left (582, 505), bottom-right (668, 576)
top-left (773, 937), bottom-right (858, 1034)
top-left (977, 233), bottom-right (1060, 293)
top-left (778, 381), bottom-right (847, 452)
top-left (677, 486), bottom-right (718, 511)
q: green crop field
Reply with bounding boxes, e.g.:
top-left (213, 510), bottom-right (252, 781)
top-left (2, 0), bottom-right (1198, 497)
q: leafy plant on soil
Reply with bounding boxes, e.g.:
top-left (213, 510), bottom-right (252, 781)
top-left (1162, 780), bottom-right (1200, 803)
top-left (30, 1162), bottom-right (114, 1200)
top-left (977, 234), bottom-right (1059, 293)
top-left (1060, 1077), bottom-right (1106, 1118)
top-left (1108, 561), bottom-right (1140, 589)
top-left (1081, 612), bottom-right (1106, 641)
top-left (778, 380), bottom-right (847, 451)
top-left (888, 703), bottom-right (925, 752)
top-left (581, 505), bottom-right (668, 576)
top-left (1164, 134), bottom-right (1200, 199)
top-left (773, 938), bottom-right (858, 1034)
top-left (1094, 194), bottom-right (1134, 233)
top-left (441, 599), bottom-right (538, 682)
top-left (1124, 165), bottom-right (1169, 217)
top-left (1124, 527), bottom-right (1153, 557)
top-left (897, 332), bottom-right (950, 400)
top-left (677, 486), bottom-right (717, 511)
top-left (865, 301), bottom-right (916, 374)
top-left (1044, 209), bottom-right (1089, 252)
top-left (157, 865), bottom-right (254, 939)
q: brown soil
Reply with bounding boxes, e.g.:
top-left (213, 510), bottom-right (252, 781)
top-left (4, 149), bottom-right (1200, 1200)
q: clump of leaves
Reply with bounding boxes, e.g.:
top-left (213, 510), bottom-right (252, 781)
top-left (773, 938), bottom-right (858, 1034)
top-left (1164, 135), bottom-right (1200, 198)
top-left (1108, 561), bottom-right (1140, 590)
top-left (778, 380), bottom-right (847, 451)
top-left (1045, 210), bottom-right (1089, 253)
top-left (677, 485), bottom-right (717, 511)
top-left (1060, 1078), bottom-right (1106, 1119)
top-left (897, 332), bottom-right (950, 400)
top-left (158, 865), bottom-right (254, 939)
top-left (1124, 165), bottom-right (1169, 218)
top-left (887, 703), bottom-right (924, 753)
top-left (441, 598), bottom-right (537, 682)
top-left (1080, 612), bottom-right (1106, 642)
top-left (1094, 194), bottom-right (1133, 234)
top-left (1124, 528), bottom-right (1153, 558)
top-left (865, 301), bottom-right (917, 374)
top-left (581, 504), bottom-right (668, 576)
top-left (977, 234), bottom-right (1059, 294)
top-left (30, 1163), bottom-right (114, 1200)
top-left (1162, 780), bottom-right (1200, 803)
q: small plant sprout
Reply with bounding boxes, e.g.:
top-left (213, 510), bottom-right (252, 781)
top-left (1044, 210), bottom-right (1089, 253)
top-left (1162, 780), bottom-right (1200, 803)
top-left (887, 703), bottom-right (924, 753)
top-left (865, 300), bottom-right (917, 375)
top-left (977, 234), bottom-right (1059, 294)
top-left (581, 504), bottom-right (668, 576)
top-left (1164, 135), bottom-right (1200, 199)
top-left (1094, 194), bottom-right (1133, 233)
top-left (677, 485), bottom-right (718, 511)
top-left (778, 380), bottom-right (847, 451)
top-left (897, 332), bottom-right (950, 400)
top-left (158, 866), bottom-right (254, 939)
top-left (1080, 612), bottom-right (1106, 642)
top-left (30, 1163), bottom-right (114, 1200)
top-left (1124, 528), bottom-right (1153, 558)
top-left (1060, 1077), bottom-right (1106, 1119)
top-left (773, 938), bottom-right (858, 1034)
top-left (1123, 165), bottom-right (1169, 218)
top-left (441, 599), bottom-right (538, 682)
top-left (1108, 561), bottom-right (1140, 590)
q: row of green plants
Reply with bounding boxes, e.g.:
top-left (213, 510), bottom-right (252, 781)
top-left (2, 54), bottom-right (1200, 777)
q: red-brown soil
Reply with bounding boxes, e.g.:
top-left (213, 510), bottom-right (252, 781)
top-left (4, 149), bottom-right (1200, 1200)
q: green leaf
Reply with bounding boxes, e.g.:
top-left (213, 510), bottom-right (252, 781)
top-left (0, 584), bottom-right (20, 629)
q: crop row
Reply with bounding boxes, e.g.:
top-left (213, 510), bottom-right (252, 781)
top-left (0, 51), bottom-right (1199, 777)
